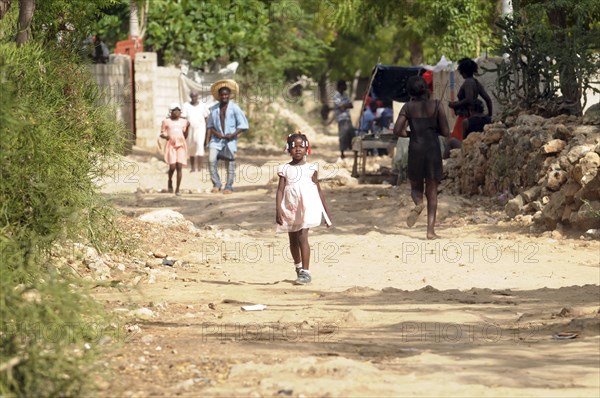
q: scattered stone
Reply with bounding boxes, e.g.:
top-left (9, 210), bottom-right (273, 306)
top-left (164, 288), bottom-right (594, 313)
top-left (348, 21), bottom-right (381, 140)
top-left (521, 186), bottom-right (541, 203)
top-left (582, 229), bottom-right (600, 240)
top-left (126, 324), bottom-right (142, 334)
top-left (146, 268), bottom-right (177, 283)
top-left (129, 307), bottom-right (155, 320)
top-left (141, 335), bottom-right (154, 344)
top-left (482, 128), bottom-right (504, 145)
top-left (22, 289), bottom-right (41, 303)
top-left (546, 170), bottom-right (568, 191)
top-left (138, 209), bottom-right (196, 232)
top-left (572, 152), bottom-right (600, 185)
top-left (162, 257), bottom-right (176, 266)
top-left (505, 195), bottom-right (524, 218)
top-left (542, 139), bottom-right (567, 154)
top-left (573, 201), bottom-right (600, 230)
top-left (153, 251), bottom-right (167, 258)
top-left (583, 103), bottom-right (600, 125)
top-left (567, 145), bottom-right (591, 163)
top-left (517, 114), bottom-right (546, 126)
top-left (540, 191), bottom-right (566, 229)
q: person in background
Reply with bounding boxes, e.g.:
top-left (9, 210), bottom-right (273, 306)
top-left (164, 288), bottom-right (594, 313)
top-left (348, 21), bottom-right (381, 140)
top-left (206, 79), bottom-right (249, 194)
top-left (358, 101), bottom-right (378, 136)
top-left (159, 103), bottom-right (190, 196)
top-left (448, 58), bottom-right (493, 141)
top-left (461, 99), bottom-right (492, 140)
top-left (93, 35), bottom-right (109, 64)
top-left (378, 99), bottom-right (394, 131)
top-left (182, 91), bottom-right (210, 173)
top-left (375, 99), bottom-right (394, 156)
top-left (333, 80), bottom-right (354, 159)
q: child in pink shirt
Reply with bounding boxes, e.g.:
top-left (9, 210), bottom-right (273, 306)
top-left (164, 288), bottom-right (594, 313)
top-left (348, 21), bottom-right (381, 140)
top-left (159, 103), bottom-right (190, 195)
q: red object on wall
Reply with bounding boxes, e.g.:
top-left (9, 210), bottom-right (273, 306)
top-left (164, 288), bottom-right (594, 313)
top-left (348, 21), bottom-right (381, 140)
top-left (114, 36), bottom-right (144, 59)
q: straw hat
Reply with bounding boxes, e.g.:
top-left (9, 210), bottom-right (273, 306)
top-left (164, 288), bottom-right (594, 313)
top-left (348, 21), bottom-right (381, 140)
top-left (169, 102), bottom-right (181, 111)
top-left (210, 79), bottom-right (238, 101)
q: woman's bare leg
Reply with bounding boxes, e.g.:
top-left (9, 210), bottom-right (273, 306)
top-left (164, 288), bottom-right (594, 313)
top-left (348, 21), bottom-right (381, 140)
top-left (410, 179), bottom-right (424, 206)
top-left (425, 178), bottom-right (440, 239)
top-left (407, 179), bottom-right (425, 227)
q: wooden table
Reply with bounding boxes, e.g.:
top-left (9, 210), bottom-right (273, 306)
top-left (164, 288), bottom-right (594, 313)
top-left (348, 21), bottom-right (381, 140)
top-left (351, 134), bottom-right (398, 183)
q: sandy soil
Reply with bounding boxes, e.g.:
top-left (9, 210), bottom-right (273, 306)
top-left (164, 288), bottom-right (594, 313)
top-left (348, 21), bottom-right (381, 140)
top-left (93, 120), bottom-right (600, 397)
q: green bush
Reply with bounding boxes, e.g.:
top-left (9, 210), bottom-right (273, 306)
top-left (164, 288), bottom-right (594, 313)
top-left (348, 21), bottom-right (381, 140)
top-left (0, 40), bottom-right (124, 396)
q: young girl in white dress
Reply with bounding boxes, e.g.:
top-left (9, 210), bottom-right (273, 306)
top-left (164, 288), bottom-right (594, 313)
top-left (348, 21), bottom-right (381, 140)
top-left (276, 132), bottom-right (332, 285)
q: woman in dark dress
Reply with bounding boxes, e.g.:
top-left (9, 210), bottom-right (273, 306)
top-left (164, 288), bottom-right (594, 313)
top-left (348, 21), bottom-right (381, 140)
top-left (393, 76), bottom-right (449, 240)
top-left (448, 58), bottom-right (493, 141)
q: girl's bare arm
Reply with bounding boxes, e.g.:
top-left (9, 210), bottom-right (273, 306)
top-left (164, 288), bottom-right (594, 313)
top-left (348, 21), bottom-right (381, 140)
top-left (275, 176), bottom-right (286, 225)
top-left (313, 171), bottom-right (332, 226)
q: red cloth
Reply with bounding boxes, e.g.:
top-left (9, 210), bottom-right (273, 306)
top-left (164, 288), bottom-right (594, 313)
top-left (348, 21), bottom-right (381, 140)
top-left (451, 115), bottom-right (466, 141)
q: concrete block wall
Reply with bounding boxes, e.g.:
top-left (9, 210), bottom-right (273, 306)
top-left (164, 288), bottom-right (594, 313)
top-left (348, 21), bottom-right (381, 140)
top-left (154, 67), bottom-right (181, 130)
top-left (89, 55), bottom-right (133, 149)
top-left (133, 53), bottom-right (182, 151)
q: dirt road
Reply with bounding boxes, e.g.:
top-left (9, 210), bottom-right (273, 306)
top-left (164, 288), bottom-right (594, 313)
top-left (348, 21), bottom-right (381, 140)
top-left (94, 126), bottom-right (600, 397)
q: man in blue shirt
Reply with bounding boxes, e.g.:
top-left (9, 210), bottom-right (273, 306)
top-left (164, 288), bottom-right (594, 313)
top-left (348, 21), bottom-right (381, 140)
top-left (207, 80), bottom-right (249, 194)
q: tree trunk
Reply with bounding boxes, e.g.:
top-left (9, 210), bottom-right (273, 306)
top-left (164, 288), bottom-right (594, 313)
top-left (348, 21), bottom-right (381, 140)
top-left (318, 71), bottom-right (332, 121)
top-left (16, 0), bottom-right (35, 46)
top-left (138, 0), bottom-right (149, 39)
top-left (409, 41), bottom-right (423, 66)
top-left (546, 7), bottom-right (581, 114)
top-left (0, 0), bottom-right (11, 20)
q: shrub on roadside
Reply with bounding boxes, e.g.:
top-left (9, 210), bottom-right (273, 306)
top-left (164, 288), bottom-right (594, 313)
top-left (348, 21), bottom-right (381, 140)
top-left (0, 39), bottom-right (124, 396)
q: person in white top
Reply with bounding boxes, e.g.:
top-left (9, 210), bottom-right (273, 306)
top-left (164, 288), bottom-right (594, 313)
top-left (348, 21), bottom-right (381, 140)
top-left (182, 91), bottom-right (210, 172)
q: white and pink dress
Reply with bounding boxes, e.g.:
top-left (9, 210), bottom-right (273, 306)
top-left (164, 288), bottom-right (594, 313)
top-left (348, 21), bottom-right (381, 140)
top-left (276, 162), bottom-right (331, 233)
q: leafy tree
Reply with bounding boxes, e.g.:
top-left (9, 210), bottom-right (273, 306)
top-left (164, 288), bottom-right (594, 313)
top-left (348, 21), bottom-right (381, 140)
top-left (2, 0), bottom-right (117, 46)
top-left (496, 0), bottom-right (600, 115)
top-left (92, 0), bottom-right (335, 85)
top-left (333, 0), bottom-right (499, 65)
